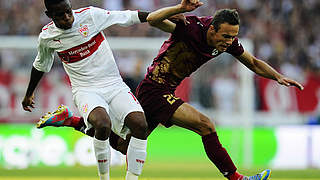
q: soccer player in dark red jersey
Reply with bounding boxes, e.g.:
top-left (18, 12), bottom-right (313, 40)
top-left (37, 0), bottom-right (303, 180)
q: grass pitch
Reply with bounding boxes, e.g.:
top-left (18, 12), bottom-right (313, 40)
top-left (1, 178), bottom-right (320, 180)
top-left (1, 161), bottom-right (320, 180)
top-left (1, 127), bottom-right (320, 179)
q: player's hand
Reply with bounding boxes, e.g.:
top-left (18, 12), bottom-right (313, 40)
top-left (277, 76), bottom-right (304, 90)
top-left (22, 94), bottom-right (35, 112)
top-left (168, 14), bottom-right (189, 25)
top-left (180, 0), bottom-right (203, 12)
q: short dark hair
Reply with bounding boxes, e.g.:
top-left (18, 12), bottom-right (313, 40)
top-left (44, 0), bottom-right (70, 10)
top-left (211, 9), bottom-right (240, 31)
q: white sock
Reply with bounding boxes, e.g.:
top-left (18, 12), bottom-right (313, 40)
top-left (126, 136), bottom-right (147, 180)
top-left (100, 173), bottom-right (109, 180)
top-left (93, 138), bottom-right (111, 180)
top-left (126, 171), bottom-right (138, 180)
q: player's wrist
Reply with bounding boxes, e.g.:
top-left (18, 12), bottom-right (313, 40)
top-left (175, 4), bottom-right (188, 13)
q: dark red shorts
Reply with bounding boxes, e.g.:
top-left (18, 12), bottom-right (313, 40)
top-left (135, 78), bottom-right (184, 130)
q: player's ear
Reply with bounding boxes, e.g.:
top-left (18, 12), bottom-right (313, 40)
top-left (209, 25), bottom-right (216, 33)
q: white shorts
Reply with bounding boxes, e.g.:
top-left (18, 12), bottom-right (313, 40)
top-left (73, 83), bottom-right (144, 139)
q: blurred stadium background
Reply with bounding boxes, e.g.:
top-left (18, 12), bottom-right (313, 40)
top-left (0, 0), bottom-right (320, 179)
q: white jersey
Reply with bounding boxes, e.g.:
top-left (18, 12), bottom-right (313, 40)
top-left (33, 6), bottom-right (141, 92)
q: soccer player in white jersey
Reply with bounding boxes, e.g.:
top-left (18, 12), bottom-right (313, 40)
top-left (21, 0), bottom-right (150, 180)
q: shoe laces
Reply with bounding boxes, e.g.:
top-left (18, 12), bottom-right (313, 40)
top-left (51, 105), bottom-right (66, 115)
top-left (56, 105), bottom-right (66, 112)
top-left (41, 111), bottom-right (53, 119)
top-left (40, 105), bottom-right (65, 120)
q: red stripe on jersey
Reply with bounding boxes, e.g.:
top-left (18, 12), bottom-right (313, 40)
top-left (75, 7), bottom-right (90, 14)
top-left (57, 32), bottom-right (105, 63)
top-left (43, 21), bottom-right (54, 31)
top-left (128, 92), bottom-right (139, 104)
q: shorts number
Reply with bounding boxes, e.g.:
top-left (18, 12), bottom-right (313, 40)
top-left (163, 94), bottom-right (179, 105)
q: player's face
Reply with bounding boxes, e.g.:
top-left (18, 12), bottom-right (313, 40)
top-left (45, 1), bottom-right (74, 30)
top-left (207, 23), bottom-right (239, 52)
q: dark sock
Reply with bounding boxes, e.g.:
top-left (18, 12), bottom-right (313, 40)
top-left (71, 116), bottom-right (84, 129)
top-left (202, 132), bottom-right (237, 178)
top-left (62, 116), bottom-right (83, 128)
top-left (229, 171), bottom-right (243, 180)
top-left (109, 131), bottom-right (120, 150)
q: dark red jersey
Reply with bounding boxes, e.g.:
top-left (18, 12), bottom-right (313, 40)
top-left (146, 15), bottom-right (244, 89)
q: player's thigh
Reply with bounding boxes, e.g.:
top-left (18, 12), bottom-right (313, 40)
top-left (73, 90), bottom-right (109, 131)
top-left (171, 103), bottom-right (216, 134)
top-left (108, 89), bottom-right (144, 139)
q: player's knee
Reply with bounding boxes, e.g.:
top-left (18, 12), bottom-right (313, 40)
top-left (132, 120), bottom-right (148, 139)
top-left (198, 116), bottom-right (215, 136)
top-left (89, 108), bottom-right (111, 131)
top-left (91, 117), bottom-right (111, 130)
top-left (125, 112), bottom-right (148, 139)
top-left (90, 119), bottom-right (111, 140)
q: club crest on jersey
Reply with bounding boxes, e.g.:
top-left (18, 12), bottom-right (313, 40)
top-left (82, 104), bottom-right (88, 114)
top-left (79, 24), bottom-right (89, 37)
top-left (212, 49), bottom-right (219, 56)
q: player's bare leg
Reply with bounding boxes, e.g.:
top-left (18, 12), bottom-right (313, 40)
top-left (36, 105), bottom-right (128, 154)
top-left (123, 111), bottom-right (148, 180)
top-left (74, 112), bottom-right (149, 180)
top-left (88, 107), bottom-right (112, 180)
top-left (37, 105), bottom-right (270, 179)
top-left (170, 103), bottom-right (271, 180)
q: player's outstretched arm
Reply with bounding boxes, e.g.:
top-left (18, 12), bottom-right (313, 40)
top-left (22, 67), bottom-right (45, 112)
top-left (147, 0), bottom-right (203, 33)
top-left (236, 50), bottom-right (304, 90)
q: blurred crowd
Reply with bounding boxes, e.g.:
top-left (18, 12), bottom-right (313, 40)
top-left (0, 0), bottom-right (320, 119)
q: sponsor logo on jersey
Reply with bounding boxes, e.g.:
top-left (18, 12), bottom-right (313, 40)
top-left (57, 32), bottom-right (104, 63)
top-left (79, 24), bottom-right (89, 37)
top-left (82, 104), bottom-right (88, 114)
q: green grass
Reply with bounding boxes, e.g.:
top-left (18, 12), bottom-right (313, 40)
top-left (1, 161), bottom-right (320, 179)
top-left (0, 177), bottom-right (319, 180)
top-left (1, 126), bottom-right (320, 179)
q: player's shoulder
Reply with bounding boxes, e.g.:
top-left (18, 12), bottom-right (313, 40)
top-left (73, 6), bottom-right (92, 15)
top-left (186, 15), bottom-right (212, 24)
top-left (39, 21), bottom-right (62, 44)
top-left (185, 15), bottom-right (198, 23)
top-left (74, 6), bottom-right (107, 19)
top-left (182, 15), bottom-right (213, 31)
top-left (40, 21), bottom-right (55, 38)
top-left (41, 21), bottom-right (54, 32)
top-left (198, 16), bottom-right (213, 27)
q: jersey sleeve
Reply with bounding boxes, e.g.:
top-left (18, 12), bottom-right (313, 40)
top-left (33, 34), bottom-right (55, 73)
top-left (172, 19), bottom-right (188, 39)
top-left (226, 38), bottom-right (244, 56)
top-left (171, 16), bottom-right (197, 40)
top-left (90, 6), bottom-right (140, 32)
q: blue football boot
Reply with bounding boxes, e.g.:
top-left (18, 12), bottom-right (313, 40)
top-left (36, 105), bottom-right (73, 128)
top-left (242, 169), bottom-right (271, 180)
